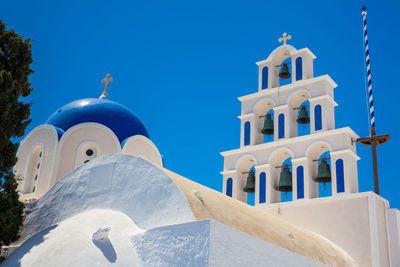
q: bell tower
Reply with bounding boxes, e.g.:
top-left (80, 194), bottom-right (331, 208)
top-left (221, 33), bottom-right (360, 205)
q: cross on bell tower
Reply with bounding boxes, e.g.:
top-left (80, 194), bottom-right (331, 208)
top-left (278, 32), bottom-right (292, 45)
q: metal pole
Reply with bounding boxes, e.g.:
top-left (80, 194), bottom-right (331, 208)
top-left (370, 127), bottom-right (379, 194)
top-left (357, 7), bottom-right (389, 195)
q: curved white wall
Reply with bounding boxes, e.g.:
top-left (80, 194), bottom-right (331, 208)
top-left (15, 125), bottom-right (59, 198)
top-left (122, 135), bottom-right (163, 167)
top-left (52, 123), bottom-right (121, 185)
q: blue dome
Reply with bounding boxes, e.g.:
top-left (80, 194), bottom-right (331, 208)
top-left (46, 98), bottom-right (149, 143)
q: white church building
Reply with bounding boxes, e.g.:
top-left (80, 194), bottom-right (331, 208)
top-left (2, 33), bottom-right (400, 267)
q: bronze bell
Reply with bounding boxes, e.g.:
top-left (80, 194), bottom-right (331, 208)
top-left (277, 165), bottom-right (292, 192)
top-left (296, 106), bottom-right (310, 124)
top-left (314, 158), bottom-right (331, 183)
top-left (279, 63), bottom-right (291, 79)
top-left (261, 114), bottom-right (274, 135)
top-left (243, 170), bottom-right (256, 193)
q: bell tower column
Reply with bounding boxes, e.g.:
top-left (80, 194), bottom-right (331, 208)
top-left (234, 170), bottom-right (247, 202)
top-left (330, 149), bottom-right (360, 194)
top-left (240, 113), bottom-right (256, 147)
top-left (309, 96), bottom-right (337, 133)
top-left (222, 169), bottom-right (237, 196)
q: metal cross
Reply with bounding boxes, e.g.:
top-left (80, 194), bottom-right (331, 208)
top-left (278, 32), bottom-right (292, 45)
top-left (100, 74), bottom-right (113, 99)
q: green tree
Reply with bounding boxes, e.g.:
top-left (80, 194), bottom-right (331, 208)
top-left (0, 19), bottom-right (33, 255)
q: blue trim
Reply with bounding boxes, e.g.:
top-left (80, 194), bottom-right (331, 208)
top-left (278, 114), bottom-right (285, 139)
top-left (226, 178), bottom-right (233, 197)
top-left (244, 121), bottom-right (251, 146)
top-left (296, 166), bottom-right (304, 199)
top-left (262, 67), bottom-right (268, 89)
top-left (55, 127), bottom-right (64, 140)
top-left (336, 159), bottom-right (345, 193)
top-left (295, 57), bottom-right (302, 81)
top-left (315, 105), bottom-right (322, 131)
top-left (259, 172), bottom-right (266, 203)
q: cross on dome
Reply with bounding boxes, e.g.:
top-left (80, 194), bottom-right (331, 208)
top-left (278, 32), bottom-right (292, 45)
top-left (100, 74), bottom-right (113, 99)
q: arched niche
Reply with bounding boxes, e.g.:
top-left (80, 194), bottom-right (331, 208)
top-left (252, 97), bottom-right (275, 145)
top-left (121, 135), bottom-right (163, 167)
top-left (267, 47), bottom-right (295, 88)
top-left (14, 124), bottom-right (59, 199)
top-left (234, 154), bottom-right (257, 203)
top-left (23, 145), bottom-right (43, 194)
top-left (306, 141), bottom-right (333, 198)
top-left (287, 88), bottom-right (312, 138)
top-left (268, 147), bottom-right (294, 203)
top-left (316, 151), bottom-right (332, 197)
top-left (53, 123), bottom-right (121, 185)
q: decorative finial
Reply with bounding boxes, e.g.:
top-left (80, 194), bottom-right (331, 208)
top-left (278, 32), bottom-right (292, 45)
top-left (361, 6), bottom-right (367, 15)
top-left (100, 74), bottom-right (113, 99)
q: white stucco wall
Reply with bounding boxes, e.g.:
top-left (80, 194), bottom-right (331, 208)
top-left (387, 208), bottom-right (400, 266)
top-left (258, 192), bottom-right (392, 267)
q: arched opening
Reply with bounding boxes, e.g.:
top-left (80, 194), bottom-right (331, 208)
top-left (278, 58), bottom-right (292, 87)
top-left (280, 157), bottom-right (293, 202)
top-left (295, 57), bottom-right (303, 81)
top-left (262, 66), bottom-right (268, 89)
top-left (246, 165), bottom-right (256, 206)
top-left (253, 98), bottom-right (274, 145)
top-left (24, 145), bottom-right (43, 194)
top-left (269, 148), bottom-right (293, 204)
top-left (226, 178), bottom-right (233, 197)
top-left (244, 121), bottom-right (251, 146)
top-left (314, 105), bottom-right (322, 131)
top-left (287, 89), bottom-right (311, 138)
top-left (317, 151), bottom-right (332, 198)
top-left (236, 155), bottom-right (257, 205)
top-left (278, 113), bottom-right (285, 139)
top-left (296, 100), bottom-right (310, 137)
top-left (296, 166), bottom-right (304, 199)
top-left (336, 159), bottom-right (345, 193)
top-left (262, 110), bottom-right (274, 143)
top-left (306, 141), bottom-right (332, 199)
top-left (259, 172), bottom-right (266, 204)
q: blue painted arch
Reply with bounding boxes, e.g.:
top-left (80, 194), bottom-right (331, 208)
top-left (46, 98), bottom-right (149, 143)
top-left (226, 178), bottom-right (233, 197)
top-left (259, 172), bottom-right (266, 203)
top-left (262, 67), bottom-right (268, 89)
top-left (244, 121), bottom-right (251, 146)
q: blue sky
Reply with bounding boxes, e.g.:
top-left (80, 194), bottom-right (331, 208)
top-left (2, 0), bottom-right (400, 207)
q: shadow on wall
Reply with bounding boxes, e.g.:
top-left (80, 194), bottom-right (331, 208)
top-left (2, 225), bottom-right (58, 267)
top-left (93, 239), bottom-right (117, 263)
